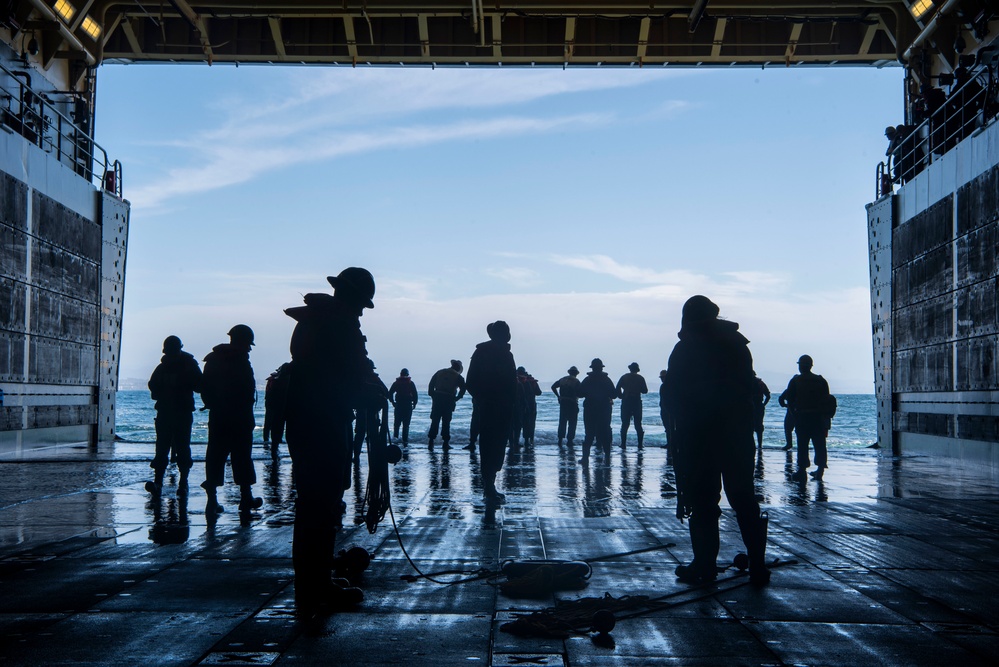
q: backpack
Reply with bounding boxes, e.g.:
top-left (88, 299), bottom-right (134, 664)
top-left (824, 394), bottom-right (838, 420)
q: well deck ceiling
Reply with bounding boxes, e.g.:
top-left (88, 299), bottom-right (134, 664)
top-left (89, 2), bottom-right (913, 67)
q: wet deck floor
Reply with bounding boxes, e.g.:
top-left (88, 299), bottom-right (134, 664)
top-left (1, 434), bottom-right (998, 666)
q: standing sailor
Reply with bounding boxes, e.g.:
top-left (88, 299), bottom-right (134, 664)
top-left (780, 355), bottom-right (833, 481)
top-left (388, 368), bottom-right (419, 445)
top-left (466, 321), bottom-right (518, 504)
top-left (551, 366), bottom-right (582, 447)
top-left (663, 296), bottom-right (770, 586)
top-left (200, 325), bottom-right (261, 514)
top-left (579, 358), bottom-right (616, 463)
top-left (616, 362), bottom-right (649, 448)
top-left (146, 335), bottom-right (202, 495)
top-left (284, 268), bottom-right (384, 614)
top-left (427, 360), bottom-right (466, 450)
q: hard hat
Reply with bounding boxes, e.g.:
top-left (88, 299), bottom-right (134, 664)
top-left (162, 335), bottom-right (182, 354)
top-left (327, 267), bottom-right (375, 309)
top-left (228, 324), bottom-right (255, 346)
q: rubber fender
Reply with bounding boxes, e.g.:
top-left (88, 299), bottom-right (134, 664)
top-left (501, 560), bottom-right (592, 580)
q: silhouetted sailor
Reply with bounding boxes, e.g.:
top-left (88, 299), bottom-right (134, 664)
top-left (516, 366), bottom-right (542, 446)
top-left (263, 362), bottom-right (291, 454)
top-left (146, 335), bottom-right (202, 495)
top-left (284, 267), bottom-right (383, 613)
top-left (352, 360), bottom-right (388, 462)
top-left (388, 368), bottom-right (418, 445)
top-left (551, 366), bottom-right (581, 446)
top-left (465, 398), bottom-right (481, 452)
top-left (466, 321), bottom-right (517, 504)
top-left (753, 375), bottom-right (771, 448)
top-left (617, 362), bottom-right (649, 448)
top-left (510, 373), bottom-right (526, 449)
top-left (200, 324), bottom-right (261, 514)
top-left (780, 355), bottom-right (833, 481)
top-left (428, 359), bottom-right (466, 450)
top-left (579, 358), bottom-right (616, 463)
top-left (663, 296), bottom-right (770, 586)
top-left (780, 401), bottom-right (795, 451)
top-left (658, 369), bottom-right (672, 463)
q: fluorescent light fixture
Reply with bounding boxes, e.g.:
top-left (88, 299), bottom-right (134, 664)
top-left (52, 0), bottom-right (75, 22)
top-left (910, 0), bottom-right (935, 21)
top-left (81, 15), bottom-right (101, 39)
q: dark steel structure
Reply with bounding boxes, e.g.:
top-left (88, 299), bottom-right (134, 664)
top-left (4, 2), bottom-right (924, 69)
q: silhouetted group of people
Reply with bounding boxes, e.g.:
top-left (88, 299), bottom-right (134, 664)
top-left (146, 327), bottom-right (263, 514)
top-left (147, 269), bottom-right (836, 612)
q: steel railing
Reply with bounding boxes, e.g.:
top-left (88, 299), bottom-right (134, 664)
top-left (0, 61), bottom-right (121, 197)
top-left (876, 66), bottom-right (998, 199)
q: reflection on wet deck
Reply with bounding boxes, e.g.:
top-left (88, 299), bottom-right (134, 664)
top-left (1, 434), bottom-right (998, 665)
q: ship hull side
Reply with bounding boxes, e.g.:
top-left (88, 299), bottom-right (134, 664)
top-left (0, 124), bottom-right (128, 455)
top-left (872, 118), bottom-right (999, 468)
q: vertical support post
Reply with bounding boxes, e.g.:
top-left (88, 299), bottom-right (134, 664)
top-left (867, 195), bottom-right (896, 453)
top-left (96, 191), bottom-right (129, 442)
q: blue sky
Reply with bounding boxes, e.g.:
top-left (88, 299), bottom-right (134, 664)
top-left (97, 64), bottom-right (902, 393)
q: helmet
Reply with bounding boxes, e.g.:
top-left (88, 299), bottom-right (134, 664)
top-left (327, 267), bottom-right (375, 309)
top-left (681, 295), bottom-right (719, 327)
top-left (486, 320), bottom-right (511, 343)
top-left (162, 335), bottom-right (182, 354)
top-left (228, 324), bottom-right (255, 347)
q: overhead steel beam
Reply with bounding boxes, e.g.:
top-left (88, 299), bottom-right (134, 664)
top-left (711, 17), bottom-right (726, 59)
top-left (564, 16), bottom-right (575, 63)
top-left (268, 17), bottom-right (286, 60)
top-left (785, 22), bottom-right (803, 65)
top-left (492, 13), bottom-right (502, 60)
top-left (637, 16), bottom-right (649, 64)
top-left (119, 16), bottom-right (141, 56)
top-left (170, 0), bottom-right (214, 64)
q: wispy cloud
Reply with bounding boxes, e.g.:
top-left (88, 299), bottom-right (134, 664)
top-left (378, 278), bottom-right (434, 301)
top-left (247, 68), bottom-right (676, 126)
top-left (485, 266), bottom-right (541, 287)
top-left (549, 254), bottom-right (689, 284)
top-left (546, 254), bottom-right (790, 297)
top-left (130, 113), bottom-right (608, 210)
top-left (127, 68), bottom-right (680, 211)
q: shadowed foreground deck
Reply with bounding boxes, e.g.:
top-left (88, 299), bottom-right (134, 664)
top-left (1, 433), bottom-right (998, 666)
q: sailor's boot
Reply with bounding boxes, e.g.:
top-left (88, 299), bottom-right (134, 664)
top-left (145, 469), bottom-right (164, 495)
top-left (738, 510), bottom-right (770, 586)
top-left (676, 510), bottom-right (719, 584)
top-left (239, 484), bottom-right (263, 511)
top-left (483, 472), bottom-right (505, 504)
top-left (202, 481), bottom-right (224, 514)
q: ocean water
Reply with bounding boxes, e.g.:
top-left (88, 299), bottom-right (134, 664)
top-left (116, 390), bottom-right (877, 448)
